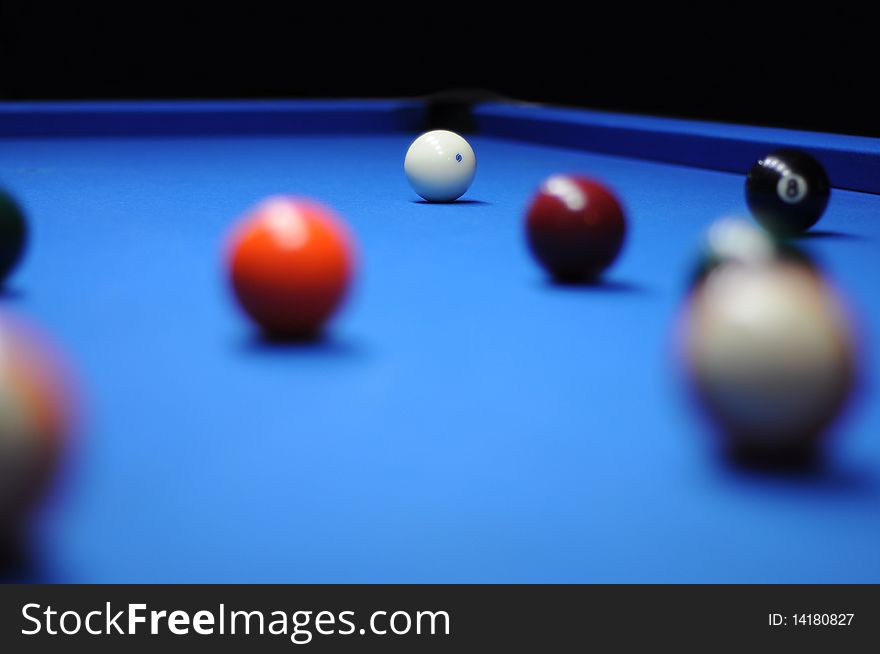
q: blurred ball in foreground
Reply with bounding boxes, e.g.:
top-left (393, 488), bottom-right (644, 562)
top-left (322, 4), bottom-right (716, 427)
top-left (679, 262), bottom-right (857, 464)
top-left (0, 314), bottom-right (74, 539)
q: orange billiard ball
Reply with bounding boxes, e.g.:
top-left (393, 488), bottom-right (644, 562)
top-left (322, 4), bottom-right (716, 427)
top-left (226, 197), bottom-right (356, 338)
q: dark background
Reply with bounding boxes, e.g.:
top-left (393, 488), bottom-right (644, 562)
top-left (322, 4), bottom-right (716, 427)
top-left (0, 3), bottom-right (876, 136)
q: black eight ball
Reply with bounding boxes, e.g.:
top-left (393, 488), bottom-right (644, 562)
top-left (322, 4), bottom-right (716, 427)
top-left (745, 149), bottom-right (830, 237)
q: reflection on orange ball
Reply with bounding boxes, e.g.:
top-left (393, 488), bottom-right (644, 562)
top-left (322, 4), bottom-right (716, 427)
top-left (227, 197), bottom-right (356, 338)
top-left (0, 313), bottom-right (75, 536)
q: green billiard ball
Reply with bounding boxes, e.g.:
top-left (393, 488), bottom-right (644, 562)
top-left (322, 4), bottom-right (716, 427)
top-left (688, 217), bottom-right (817, 290)
top-left (0, 189), bottom-right (27, 287)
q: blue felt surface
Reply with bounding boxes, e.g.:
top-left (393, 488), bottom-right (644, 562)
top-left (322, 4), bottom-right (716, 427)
top-left (475, 103), bottom-right (880, 195)
top-left (0, 131), bottom-right (878, 583)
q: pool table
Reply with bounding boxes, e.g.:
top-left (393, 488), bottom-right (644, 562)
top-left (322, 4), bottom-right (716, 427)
top-left (1, 100), bottom-right (879, 583)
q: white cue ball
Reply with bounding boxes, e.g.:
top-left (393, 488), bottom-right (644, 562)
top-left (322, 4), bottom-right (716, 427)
top-left (680, 262), bottom-right (856, 453)
top-left (404, 130), bottom-right (476, 203)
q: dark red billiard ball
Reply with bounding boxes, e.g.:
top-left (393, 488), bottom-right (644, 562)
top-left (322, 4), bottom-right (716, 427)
top-left (525, 175), bottom-right (627, 281)
top-left (226, 197), bottom-right (356, 338)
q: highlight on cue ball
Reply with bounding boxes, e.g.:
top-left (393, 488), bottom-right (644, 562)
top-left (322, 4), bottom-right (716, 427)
top-left (404, 130), bottom-right (476, 203)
